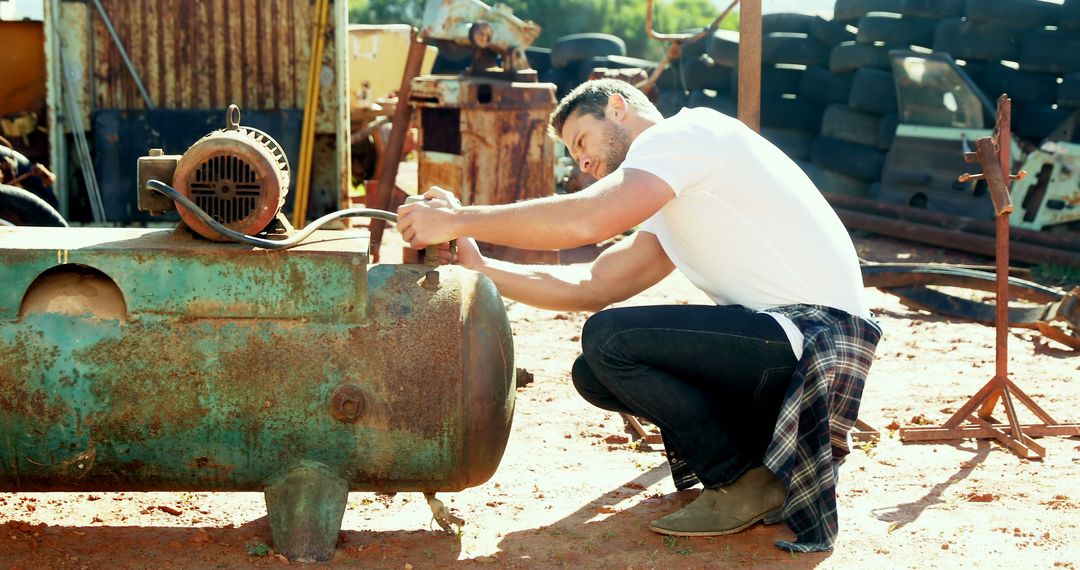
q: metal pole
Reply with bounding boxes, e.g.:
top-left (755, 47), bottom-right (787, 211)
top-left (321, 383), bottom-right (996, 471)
top-left (980, 96), bottom-right (1015, 420)
top-left (52, 0), bottom-right (106, 222)
top-left (45, 0), bottom-right (68, 218)
top-left (737, 0), bottom-right (761, 132)
top-left (60, 48), bottom-right (106, 222)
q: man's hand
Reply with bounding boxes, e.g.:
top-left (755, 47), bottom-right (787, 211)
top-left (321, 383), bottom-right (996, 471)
top-left (455, 237), bottom-right (485, 269)
top-left (397, 186), bottom-right (462, 249)
top-left (432, 236), bottom-right (485, 269)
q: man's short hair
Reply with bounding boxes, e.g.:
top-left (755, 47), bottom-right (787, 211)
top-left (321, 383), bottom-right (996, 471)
top-left (548, 79), bottom-right (658, 139)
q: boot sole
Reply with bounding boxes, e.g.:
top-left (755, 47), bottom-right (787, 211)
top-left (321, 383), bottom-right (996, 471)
top-left (648, 508), bottom-right (783, 537)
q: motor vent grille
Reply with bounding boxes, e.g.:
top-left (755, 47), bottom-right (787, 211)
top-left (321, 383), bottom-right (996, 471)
top-left (242, 126), bottom-right (290, 175)
top-left (189, 155), bottom-right (263, 225)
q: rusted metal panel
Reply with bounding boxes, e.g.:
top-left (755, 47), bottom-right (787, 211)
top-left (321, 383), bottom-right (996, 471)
top-left (419, 151), bottom-right (465, 200)
top-left (1010, 143), bottom-right (1080, 230)
top-left (79, 0), bottom-right (350, 214)
top-left (413, 76), bottom-right (557, 264)
top-left (89, 0), bottom-right (328, 113)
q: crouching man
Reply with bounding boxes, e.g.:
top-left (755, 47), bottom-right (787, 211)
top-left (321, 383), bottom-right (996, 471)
top-left (397, 79), bottom-right (881, 552)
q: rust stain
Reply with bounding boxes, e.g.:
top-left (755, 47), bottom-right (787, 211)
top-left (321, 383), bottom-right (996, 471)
top-left (76, 327), bottom-right (210, 441)
top-left (0, 330), bottom-right (64, 422)
top-left (189, 456), bottom-right (236, 476)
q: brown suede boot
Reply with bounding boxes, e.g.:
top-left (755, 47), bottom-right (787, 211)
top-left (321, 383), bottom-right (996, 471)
top-left (648, 466), bottom-right (786, 536)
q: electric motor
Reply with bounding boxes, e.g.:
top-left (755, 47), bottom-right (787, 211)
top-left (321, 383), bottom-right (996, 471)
top-left (137, 105), bottom-right (291, 241)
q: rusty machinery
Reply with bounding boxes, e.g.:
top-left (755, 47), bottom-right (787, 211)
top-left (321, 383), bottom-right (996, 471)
top-left (0, 106), bottom-right (515, 562)
top-left (410, 0), bottom-right (558, 264)
top-left (137, 105), bottom-right (293, 241)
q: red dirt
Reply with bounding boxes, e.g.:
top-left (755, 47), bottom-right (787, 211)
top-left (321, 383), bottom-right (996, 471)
top-left (1, 231), bottom-right (1077, 569)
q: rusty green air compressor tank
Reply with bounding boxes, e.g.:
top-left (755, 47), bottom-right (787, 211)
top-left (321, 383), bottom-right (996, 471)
top-left (0, 107), bottom-right (515, 562)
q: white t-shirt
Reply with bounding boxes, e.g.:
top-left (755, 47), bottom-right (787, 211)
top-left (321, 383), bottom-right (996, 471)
top-left (620, 107), bottom-right (870, 359)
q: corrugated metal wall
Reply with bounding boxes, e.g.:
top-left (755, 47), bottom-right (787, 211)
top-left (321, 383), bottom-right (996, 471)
top-left (92, 0), bottom-right (313, 111)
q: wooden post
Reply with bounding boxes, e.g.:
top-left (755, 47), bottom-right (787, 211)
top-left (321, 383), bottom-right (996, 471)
top-left (737, 0), bottom-right (761, 132)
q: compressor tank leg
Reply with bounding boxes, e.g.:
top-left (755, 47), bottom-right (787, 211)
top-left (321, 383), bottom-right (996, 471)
top-left (263, 460), bottom-right (349, 562)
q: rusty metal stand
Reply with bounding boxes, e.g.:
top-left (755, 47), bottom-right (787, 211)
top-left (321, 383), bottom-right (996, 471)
top-left (900, 96), bottom-right (1080, 458)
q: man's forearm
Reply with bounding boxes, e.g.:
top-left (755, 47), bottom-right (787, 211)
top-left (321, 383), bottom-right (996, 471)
top-left (398, 169), bottom-right (672, 251)
top-left (452, 192), bottom-right (601, 250)
top-left (469, 257), bottom-right (605, 312)
top-left (451, 169), bottom-right (669, 250)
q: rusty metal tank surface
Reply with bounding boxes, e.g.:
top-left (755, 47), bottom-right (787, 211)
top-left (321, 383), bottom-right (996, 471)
top-left (0, 227), bottom-right (515, 495)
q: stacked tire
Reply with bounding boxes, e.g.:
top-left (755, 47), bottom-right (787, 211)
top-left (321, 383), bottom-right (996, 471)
top-left (803, 2), bottom-right (939, 198)
top-left (756, 15), bottom-right (831, 163)
top-left (549, 34), bottom-right (628, 98)
top-left (928, 0), bottom-right (1078, 142)
top-left (725, 0), bottom-right (1080, 200)
top-left (680, 28), bottom-right (738, 116)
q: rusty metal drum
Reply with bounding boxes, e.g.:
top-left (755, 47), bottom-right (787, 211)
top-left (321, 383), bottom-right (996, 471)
top-left (0, 226), bottom-right (515, 559)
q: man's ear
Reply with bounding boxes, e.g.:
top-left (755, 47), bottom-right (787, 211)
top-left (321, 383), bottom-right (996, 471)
top-left (607, 93), bottom-right (629, 121)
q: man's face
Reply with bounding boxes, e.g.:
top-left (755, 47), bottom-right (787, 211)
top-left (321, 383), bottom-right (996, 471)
top-left (561, 108), bottom-right (632, 179)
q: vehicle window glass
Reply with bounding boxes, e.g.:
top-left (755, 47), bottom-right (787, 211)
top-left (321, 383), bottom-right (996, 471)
top-left (892, 55), bottom-right (985, 128)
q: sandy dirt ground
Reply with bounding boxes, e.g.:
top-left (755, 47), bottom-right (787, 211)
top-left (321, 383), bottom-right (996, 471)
top-left (0, 230), bottom-right (1077, 569)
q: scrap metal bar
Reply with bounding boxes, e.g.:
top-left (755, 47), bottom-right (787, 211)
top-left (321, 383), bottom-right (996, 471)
top-left (860, 264), bottom-right (1062, 302)
top-left (645, 0), bottom-right (738, 42)
top-left (369, 29), bottom-right (427, 263)
top-left (880, 285), bottom-right (1057, 328)
top-left (833, 208), bottom-right (1079, 267)
top-left (640, 1), bottom-right (738, 114)
top-left (822, 192), bottom-right (1080, 253)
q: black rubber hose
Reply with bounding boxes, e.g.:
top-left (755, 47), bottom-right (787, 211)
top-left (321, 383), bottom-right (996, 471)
top-left (146, 179), bottom-right (398, 250)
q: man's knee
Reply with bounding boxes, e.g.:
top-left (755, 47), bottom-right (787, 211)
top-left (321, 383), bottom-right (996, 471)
top-left (571, 353), bottom-right (630, 413)
top-left (570, 353), bottom-right (598, 397)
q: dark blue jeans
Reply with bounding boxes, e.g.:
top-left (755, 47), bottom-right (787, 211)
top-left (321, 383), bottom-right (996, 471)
top-left (571, 304), bottom-right (797, 488)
